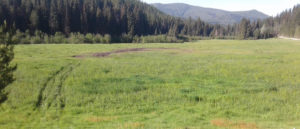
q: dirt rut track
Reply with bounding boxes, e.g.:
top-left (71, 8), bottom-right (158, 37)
top-left (72, 48), bottom-right (187, 58)
top-left (35, 63), bottom-right (80, 110)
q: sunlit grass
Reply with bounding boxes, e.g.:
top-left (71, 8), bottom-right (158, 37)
top-left (1, 39), bottom-right (300, 128)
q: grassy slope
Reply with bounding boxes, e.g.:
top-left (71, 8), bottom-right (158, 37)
top-left (1, 39), bottom-right (300, 129)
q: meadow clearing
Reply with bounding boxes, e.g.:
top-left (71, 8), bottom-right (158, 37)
top-left (1, 39), bottom-right (300, 129)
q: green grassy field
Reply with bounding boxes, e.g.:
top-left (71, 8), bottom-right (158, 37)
top-left (1, 39), bottom-right (300, 129)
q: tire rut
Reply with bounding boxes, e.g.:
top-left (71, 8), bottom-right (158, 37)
top-left (35, 63), bottom-right (80, 110)
top-left (48, 63), bottom-right (80, 109)
top-left (35, 66), bottom-right (65, 110)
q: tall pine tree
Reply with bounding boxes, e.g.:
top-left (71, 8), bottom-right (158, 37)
top-left (0, 21), bottom-right (16, 103)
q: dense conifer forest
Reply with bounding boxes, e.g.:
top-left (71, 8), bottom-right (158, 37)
top-left (272, 5), bottom-right (300, 38)
top-left (0, 0), bottom-right (299, 43)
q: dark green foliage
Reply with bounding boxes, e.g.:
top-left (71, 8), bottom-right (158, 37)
top-left (0, 0), bottom-right (179, 36)
top-left (0, 0), bottom-right (223, 39)
top-left (0, 21), bottom-right (16, 103)
top-left (0, 0), bottom-right (278, 41)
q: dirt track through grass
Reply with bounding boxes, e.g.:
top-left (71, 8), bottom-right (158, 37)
top-left (72, 48), bottom-right (182, 58)
top-left (35, 63), bottom-right (80, 110)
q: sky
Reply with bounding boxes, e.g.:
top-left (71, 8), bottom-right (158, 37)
top-left (141, 0), bottom-right (300, 16)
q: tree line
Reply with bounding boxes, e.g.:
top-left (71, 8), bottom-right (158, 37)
top-left (271, 5), bottom-right (300, 38)
top-left (0, 0), bottom-right (285, 43)
top-left (0, 0), bottom-right (179, 36)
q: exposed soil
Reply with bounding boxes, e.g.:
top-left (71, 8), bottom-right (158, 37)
top-left (211, 119), bottom-right (258, 129)
top-left (86, 116), bottom-right (118, 122)
top-left (73, 48), bottom-right (181, 58)
top-left (120, 122), bottom-right (145, 129)
top-left (279, 36), bottom-right (300, 41)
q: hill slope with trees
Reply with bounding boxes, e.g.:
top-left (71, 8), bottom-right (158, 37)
top-left (0, 0), bottom-right (234, 42)
top-left (0, 0), bottom-right (287, 43)
top-left (0, 0), bottom-right (176, 36)
top-left (151, 3), bottom-right (269, 25)
top-left (272, 5), bottom-right (300, 38)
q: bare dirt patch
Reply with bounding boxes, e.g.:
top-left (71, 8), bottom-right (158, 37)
top-left (119, 122), bottom-right (145, 129)
top-left (211, 119), bottom-right (258, 129)
top-left (73, 48), bottom-right (184, 58)
top-left (86, 116), bottom-right (118, 122)
top-left (279, 36), bottom-right (300, 41)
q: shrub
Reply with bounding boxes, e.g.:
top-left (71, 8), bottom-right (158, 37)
top-left (51, 32), bottom-right (66, 44)
top-left (31, 30), bottom-right (44, 44)
top-left (4, 30), bottom-right (190, 44)
top-left (68, 32), bottom-right (84, 44)
top-left (43, 35), bottom-right (50, 44)
top-left (94, 34), bottom-right (103, 43)
top-left (139, 35), bottom-right (184, 43)
top-left (12, 30), bottom-right (23, 44)
top-left (103, 34), bottom-right (111, 44)
top-left (84, 33), bottom-right (94, 43)
top-left (120, 33), bottom-right (133, 43)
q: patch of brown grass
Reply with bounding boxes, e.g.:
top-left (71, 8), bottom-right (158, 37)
top-left (119, 122), bottom-right (145, 129)
top-left (211, 119), bottom-right (258, 129)
top-left (86, 116), bottom-right (118, 122)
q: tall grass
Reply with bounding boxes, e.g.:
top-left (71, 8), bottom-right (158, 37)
top-left (0, 39), bottom-right (300, 128)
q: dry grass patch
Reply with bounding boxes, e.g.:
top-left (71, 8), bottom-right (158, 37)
top-left (211, 119), bottom-right (258, 129)
top-left (86, 116), bottom-right (118, 122)
top-left (119, 122), bottom-right (145, 129)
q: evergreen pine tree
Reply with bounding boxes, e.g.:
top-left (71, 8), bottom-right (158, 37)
top-left (0, 21), bottom-right (17, 103)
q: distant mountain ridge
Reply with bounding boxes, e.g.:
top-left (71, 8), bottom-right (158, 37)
top-left (151, 3), bottom-right (269, 25)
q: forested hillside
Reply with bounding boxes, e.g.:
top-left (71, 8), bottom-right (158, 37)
top-left (0, 0), bottom-right (223, 37)
top-left (0, 0), bottom-right (176, 36)
top-left (272, 5), bottom-right (300, 38)
top-left (0, 0), bottom-right (280, 43)
top-left (151, 3), bottom-right (269, 25)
